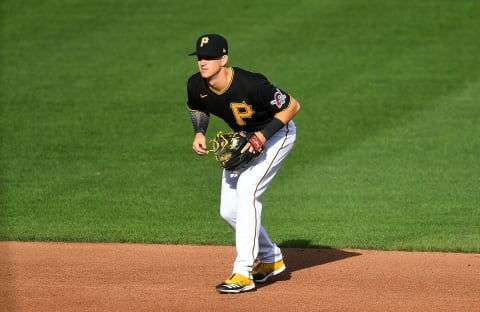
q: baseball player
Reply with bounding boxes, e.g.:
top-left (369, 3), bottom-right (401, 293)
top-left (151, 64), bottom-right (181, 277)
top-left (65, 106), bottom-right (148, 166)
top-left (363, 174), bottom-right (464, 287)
top-left (186, 34), bottom-right (301, 293)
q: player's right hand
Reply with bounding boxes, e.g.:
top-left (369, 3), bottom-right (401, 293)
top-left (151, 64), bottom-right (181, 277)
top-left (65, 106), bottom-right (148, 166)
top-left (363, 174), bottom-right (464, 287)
top-left (192, 133), bottom-right (209, 156)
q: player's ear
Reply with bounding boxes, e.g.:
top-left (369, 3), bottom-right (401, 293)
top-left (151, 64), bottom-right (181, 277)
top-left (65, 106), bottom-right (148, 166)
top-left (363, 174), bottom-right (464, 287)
top-left (221, 55), bottom-right (229, 66)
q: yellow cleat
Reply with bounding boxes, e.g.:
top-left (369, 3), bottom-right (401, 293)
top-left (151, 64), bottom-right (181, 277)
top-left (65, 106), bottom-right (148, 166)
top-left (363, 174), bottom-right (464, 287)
top-left (216, 273), bottom-right (256, 294)
top-left (252, 259), bottom-right (286, 283)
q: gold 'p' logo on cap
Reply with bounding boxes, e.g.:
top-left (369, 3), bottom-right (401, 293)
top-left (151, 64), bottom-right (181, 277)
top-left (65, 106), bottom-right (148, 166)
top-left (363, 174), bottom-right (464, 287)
top-left (200, 37), bottom-right (209, 47)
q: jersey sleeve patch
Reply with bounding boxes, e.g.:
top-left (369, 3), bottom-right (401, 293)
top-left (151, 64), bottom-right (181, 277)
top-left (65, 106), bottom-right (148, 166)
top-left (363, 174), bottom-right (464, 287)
top-left (270, 88), bottom-right (287, 108)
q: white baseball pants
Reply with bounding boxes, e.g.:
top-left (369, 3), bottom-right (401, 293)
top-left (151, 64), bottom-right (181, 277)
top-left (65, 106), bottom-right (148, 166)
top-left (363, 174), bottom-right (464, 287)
top-left (219, 120), bottom-right (296, 279)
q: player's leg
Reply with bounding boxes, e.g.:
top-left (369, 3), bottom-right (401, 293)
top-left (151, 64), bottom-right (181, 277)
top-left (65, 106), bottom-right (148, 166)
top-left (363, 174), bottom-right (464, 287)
top-left (257, 226), bottom-right (283, 262)
top-left (253, 123), bottom-right (296, 282)
top-left (256, 121), bottom-right (296, 261)
top-left (232, 122), bottom-right (296, 278)
top-left (219, 170), bottom-right (239, 229)
top-left (231, 182), bottom-right (262, 279)
top-left (217, 171), bottom-right (259, 294)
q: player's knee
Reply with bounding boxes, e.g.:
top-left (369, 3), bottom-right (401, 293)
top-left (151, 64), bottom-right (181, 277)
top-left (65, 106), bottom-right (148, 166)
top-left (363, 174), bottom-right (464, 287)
top-left (220, 206), bottom-right (236, 223)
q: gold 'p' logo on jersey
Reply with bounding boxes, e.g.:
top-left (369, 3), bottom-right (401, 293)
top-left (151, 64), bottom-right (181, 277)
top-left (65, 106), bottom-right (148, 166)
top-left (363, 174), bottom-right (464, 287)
top-left (200, 37), bottom-right (209, 47)
top-left (230, 102), bottom-right (254, 126)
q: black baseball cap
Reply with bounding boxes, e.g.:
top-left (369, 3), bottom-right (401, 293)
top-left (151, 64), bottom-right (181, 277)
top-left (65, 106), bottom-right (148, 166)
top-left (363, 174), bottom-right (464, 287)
top-left (189, 34), bottom-right (228, 57)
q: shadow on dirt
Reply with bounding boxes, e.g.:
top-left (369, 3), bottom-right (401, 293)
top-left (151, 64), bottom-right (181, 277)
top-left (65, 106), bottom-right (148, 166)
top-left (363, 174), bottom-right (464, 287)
top-left (257, 239), bottom-right (361, 285)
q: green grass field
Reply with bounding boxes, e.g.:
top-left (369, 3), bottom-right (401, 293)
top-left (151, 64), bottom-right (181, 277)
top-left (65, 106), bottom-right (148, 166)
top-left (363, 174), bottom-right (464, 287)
top-left (1, 0), bottom-right (479, 253)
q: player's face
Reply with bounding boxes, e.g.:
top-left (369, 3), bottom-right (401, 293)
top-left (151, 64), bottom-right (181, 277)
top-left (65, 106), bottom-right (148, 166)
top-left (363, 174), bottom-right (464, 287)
top-left (197, 55), bottom-right (227, 79)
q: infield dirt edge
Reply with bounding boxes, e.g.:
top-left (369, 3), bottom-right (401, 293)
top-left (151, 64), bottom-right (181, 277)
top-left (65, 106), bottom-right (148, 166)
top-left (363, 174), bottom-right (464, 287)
top-left (1, 242), bottom-right (479, 311)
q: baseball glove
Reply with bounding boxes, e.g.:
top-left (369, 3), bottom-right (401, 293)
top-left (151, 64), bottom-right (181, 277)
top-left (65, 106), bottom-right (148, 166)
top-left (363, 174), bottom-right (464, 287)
top-left (210, 131), bottom-right (264, 171)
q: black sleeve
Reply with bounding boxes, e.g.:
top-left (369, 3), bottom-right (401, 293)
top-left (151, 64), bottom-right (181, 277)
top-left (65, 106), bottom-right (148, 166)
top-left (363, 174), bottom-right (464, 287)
top-left (254, 74), bottom-right (291, 113)
top-left (186, 74), bottom-right (206, 111)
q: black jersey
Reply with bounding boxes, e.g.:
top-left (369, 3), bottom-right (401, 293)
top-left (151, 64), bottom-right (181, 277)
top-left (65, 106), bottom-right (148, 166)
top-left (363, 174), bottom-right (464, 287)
top-left (187, 67), bottom-right (291, 132)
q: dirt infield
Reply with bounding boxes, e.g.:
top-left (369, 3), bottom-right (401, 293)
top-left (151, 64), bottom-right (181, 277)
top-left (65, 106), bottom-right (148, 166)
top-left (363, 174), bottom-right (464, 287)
top-left (0, 242), bottom-right (478, 311)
